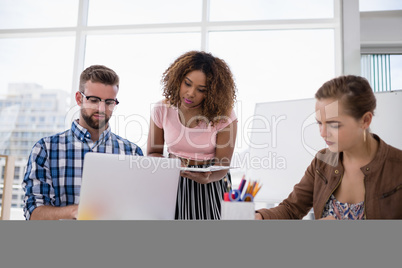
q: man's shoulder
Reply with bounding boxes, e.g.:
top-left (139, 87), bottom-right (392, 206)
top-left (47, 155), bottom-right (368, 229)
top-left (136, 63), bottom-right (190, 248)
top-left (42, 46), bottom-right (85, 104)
top-left (37, 129), bottom-right (71, 144)
top-left (109, 132), bottom-right (143, 153)
top-left (109, 132), bottom-right (131, 143)
top-left (27, 129), bottom-right (72, 160)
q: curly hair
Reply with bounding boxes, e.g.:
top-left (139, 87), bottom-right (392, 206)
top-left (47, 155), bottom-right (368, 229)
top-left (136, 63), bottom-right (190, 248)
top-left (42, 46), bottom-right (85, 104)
top-left (161, 51), bottom-right (237, 125)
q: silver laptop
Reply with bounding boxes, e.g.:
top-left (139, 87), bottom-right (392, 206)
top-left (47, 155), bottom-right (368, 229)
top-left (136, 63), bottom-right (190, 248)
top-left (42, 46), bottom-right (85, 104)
top-left (77, 153), bottom-right (181, 220)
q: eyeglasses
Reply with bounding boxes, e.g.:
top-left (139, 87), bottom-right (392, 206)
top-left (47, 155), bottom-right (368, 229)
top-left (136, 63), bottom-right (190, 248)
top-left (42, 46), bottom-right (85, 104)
top-left (80, 92), bottom-right (119, 106)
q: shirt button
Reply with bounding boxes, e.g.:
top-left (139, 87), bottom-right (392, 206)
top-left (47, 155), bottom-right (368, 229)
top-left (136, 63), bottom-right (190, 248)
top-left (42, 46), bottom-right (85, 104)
top-left (366, 167), bottom-right (370, 171)
top-left (334, 170), bottom-right (339, 174)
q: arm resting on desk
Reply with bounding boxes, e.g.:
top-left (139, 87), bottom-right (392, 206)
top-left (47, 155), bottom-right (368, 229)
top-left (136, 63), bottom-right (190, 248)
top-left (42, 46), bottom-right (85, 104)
top-left (30, 205), bottom-right (78, 220)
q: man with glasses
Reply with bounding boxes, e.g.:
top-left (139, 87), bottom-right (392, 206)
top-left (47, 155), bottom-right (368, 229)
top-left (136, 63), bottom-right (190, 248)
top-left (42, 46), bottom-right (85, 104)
top-left (22, 65), bottom-right (143, 220)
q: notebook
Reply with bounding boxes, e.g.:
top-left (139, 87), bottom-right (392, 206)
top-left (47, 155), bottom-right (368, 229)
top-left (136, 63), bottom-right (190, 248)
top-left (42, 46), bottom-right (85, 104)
top-left (77, 153), bottom-right (181, 220)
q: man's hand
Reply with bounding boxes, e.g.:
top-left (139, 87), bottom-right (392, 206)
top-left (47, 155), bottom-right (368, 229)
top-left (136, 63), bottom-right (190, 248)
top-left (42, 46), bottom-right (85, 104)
top-left (30, 204), bottom-right (79, 220)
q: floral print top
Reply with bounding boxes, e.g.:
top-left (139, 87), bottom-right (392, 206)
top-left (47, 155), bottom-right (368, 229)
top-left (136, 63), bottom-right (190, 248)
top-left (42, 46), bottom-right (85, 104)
top-left (322, 194), bottom-right (365, 220)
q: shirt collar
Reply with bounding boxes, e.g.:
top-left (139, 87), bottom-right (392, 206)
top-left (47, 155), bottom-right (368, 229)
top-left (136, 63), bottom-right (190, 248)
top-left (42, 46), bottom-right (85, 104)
top-left (71, 120), bottom-right (112, 143)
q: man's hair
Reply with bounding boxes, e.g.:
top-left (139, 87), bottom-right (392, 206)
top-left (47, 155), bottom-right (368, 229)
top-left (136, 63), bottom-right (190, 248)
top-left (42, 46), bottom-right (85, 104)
top-left (79, 65), bottom-right (119, 93)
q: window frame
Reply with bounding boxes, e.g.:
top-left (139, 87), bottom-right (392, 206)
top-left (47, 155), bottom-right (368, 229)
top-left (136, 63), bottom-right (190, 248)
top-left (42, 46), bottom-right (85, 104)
top-left (0, 0), bottom-right (345, 103)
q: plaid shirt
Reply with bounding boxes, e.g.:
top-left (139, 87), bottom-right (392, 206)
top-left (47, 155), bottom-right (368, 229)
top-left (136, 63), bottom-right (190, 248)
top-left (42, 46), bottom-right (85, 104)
top-left (22, 120), bottom-right (143, 220)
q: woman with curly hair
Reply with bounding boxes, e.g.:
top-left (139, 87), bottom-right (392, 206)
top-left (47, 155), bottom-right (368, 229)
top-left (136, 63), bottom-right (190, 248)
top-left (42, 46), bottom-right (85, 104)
top-left (147, 51), bottom-right (238, 220)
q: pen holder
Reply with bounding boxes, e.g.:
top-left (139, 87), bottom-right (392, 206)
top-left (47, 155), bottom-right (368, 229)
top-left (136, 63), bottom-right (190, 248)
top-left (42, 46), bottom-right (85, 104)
top-left (221, 201), bottom-right (255, 220)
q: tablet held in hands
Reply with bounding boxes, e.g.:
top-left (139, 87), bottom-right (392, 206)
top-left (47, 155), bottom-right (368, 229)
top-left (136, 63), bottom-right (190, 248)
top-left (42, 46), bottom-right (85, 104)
top-left (180, 166), bottom-right (239, 172)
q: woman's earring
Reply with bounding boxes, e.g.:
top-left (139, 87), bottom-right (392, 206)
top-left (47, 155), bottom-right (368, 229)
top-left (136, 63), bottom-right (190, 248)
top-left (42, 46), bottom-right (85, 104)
top-left (363, 129), bottom-right (366, 143)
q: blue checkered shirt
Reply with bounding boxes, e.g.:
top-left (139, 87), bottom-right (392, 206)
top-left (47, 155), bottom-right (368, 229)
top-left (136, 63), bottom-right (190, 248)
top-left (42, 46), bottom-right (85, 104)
top-left (22, 120), bottom-right (143, 220)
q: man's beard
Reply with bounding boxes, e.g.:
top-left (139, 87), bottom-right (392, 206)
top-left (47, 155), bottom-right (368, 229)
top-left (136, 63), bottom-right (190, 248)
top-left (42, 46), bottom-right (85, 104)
top-left (81, 108), bottom-right (110, 130)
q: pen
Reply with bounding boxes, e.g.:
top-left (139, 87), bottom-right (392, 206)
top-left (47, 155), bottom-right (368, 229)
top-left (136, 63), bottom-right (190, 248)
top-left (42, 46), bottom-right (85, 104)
top-left (238, 175), bottom-right (246, 194)
top-left (239, 179), bottom-right (263, 201)
top-left (245, 181), bottom-right (251, 194)
top-left (252, 181), bottom-right (259, 195)
top-left (242, 181), bottom-right (251, 201)
top-left (223, 176), bottom-right (231, 192)
top-left (252, 182), bottom-right (262, 197)
top-left (251, 180), bottom-right (257, 194)
top-left (223, 176), bottom-right (230, 201)
top-left (224, 177), bottom-right (263, 202)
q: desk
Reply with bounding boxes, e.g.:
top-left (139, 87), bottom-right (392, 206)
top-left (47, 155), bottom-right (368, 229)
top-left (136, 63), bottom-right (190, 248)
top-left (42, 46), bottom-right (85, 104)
top-left (254, 201), bottom-right (314, 220)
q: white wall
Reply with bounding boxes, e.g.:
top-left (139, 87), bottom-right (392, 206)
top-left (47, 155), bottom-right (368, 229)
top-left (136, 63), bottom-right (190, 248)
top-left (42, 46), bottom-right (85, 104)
top-left (360, 10), bottom-right (402, 53)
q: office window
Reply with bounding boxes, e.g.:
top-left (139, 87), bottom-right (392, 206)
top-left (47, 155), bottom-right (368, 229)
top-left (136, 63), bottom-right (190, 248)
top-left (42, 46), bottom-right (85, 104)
top-left (0, 166), bottom-right (4, 181)
top-left (1, 0), bottom-right (343, 215)
top-left (85, 33), bottom-right (201, 146)
top-left (88, 0), bottom-right (203, 25)
top-left (389, 56), bottom-right (402, 90)
top-left (361, 54), bottom-right (402, 91)
top-left (0, 0), bottom-right (79, 29)
top-left (83, 2), bottom-right (340, 153)
top-left (210, 0), bottom-right (334, 21)
top-left (359, 0), bottom-right (402, 12)
top-left (0, 38), bottom-right (75, 96)
top-left (210, 29), bottom-right (335, 101)
top-left (209, 29), bottom-right (336, 152)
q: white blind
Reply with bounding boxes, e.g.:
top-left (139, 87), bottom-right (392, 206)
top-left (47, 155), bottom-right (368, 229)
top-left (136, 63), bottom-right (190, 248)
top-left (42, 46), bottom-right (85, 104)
top-left (361, 54), bottom-right (391, 92)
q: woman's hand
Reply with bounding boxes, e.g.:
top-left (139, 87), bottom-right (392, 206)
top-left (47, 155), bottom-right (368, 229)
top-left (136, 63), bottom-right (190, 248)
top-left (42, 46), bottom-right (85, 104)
top-left (255, 212), bottom-right (263, 220)
top-left (180, 171), bottom-right (212, 184)
top-left (319, 215), bottom-right (336, 220)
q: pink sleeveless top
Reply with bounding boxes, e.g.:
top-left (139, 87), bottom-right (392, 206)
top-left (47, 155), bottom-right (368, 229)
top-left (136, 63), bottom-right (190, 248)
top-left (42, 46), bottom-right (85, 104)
top-left (151, 100), bottom-right (237, 161)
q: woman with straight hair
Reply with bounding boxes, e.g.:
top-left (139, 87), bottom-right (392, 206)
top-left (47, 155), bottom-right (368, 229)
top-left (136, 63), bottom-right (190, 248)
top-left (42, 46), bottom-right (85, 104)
top-left (256, 75), bottom-right (402, 220)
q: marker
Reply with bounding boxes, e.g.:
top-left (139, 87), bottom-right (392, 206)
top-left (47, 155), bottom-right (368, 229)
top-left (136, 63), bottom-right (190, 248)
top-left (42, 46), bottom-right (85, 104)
top-left (238, 175), bottom-right (246, 194)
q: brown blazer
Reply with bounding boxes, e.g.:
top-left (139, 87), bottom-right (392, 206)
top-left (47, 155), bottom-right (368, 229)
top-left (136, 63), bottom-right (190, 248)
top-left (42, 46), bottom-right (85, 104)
top-left (256, 134), bottom-right (402, 219)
